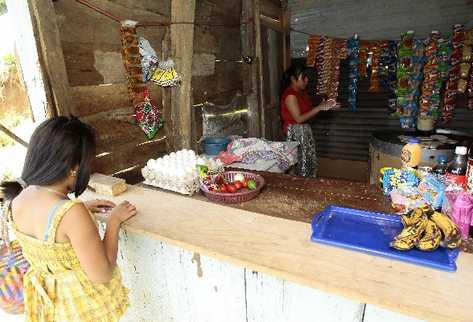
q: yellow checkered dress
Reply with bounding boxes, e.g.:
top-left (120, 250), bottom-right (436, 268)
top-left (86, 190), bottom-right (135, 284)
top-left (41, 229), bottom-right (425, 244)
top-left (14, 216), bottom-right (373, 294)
top-left (11, 199), bottom-right (129, 321)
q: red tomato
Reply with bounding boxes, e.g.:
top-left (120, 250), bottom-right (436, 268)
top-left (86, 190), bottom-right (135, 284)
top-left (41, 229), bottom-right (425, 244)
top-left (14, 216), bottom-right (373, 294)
top-left (234, 181), bottom-right (243, 190)
top-left (241, 179), bottom-right (248, 188)
top-left (227, 184), bottom-right (237, 193)
top-left (219, 185), bottom-right (227, 193)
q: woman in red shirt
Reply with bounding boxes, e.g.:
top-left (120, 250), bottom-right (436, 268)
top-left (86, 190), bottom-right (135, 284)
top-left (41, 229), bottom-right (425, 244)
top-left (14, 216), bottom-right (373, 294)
top-left (281, 63), bottom-right (339, 176)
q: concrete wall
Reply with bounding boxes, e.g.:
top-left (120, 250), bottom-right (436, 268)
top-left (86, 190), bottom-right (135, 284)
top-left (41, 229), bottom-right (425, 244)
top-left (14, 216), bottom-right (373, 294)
top-left (106, 224), bottom-right (425, 322)
top-left (289, 0), bottom-right (473, 57)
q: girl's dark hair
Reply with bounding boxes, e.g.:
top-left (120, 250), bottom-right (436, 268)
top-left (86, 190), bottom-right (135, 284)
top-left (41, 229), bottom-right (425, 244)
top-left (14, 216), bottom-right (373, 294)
top-left (281, 63), bottom-right (308, 94)
top-left (0, 116), bottom-right (96, 201)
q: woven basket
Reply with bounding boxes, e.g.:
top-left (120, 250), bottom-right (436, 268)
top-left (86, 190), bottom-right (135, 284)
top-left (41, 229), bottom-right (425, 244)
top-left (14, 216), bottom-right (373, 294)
top-left (200, 171), bottom-right (265, 203)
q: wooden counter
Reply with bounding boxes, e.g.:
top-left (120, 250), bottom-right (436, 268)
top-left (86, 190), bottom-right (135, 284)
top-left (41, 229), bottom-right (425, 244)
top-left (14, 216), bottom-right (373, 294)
top-left (83, 185), bottom-right (472, 322)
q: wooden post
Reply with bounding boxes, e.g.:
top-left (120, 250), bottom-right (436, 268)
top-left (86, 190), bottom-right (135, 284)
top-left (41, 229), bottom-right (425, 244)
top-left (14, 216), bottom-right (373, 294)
top-left (241, 0), bottom-right (261, 138)
top-left (253, 0), bottom-right (265, 138)
top-left (169, 0), bottom-right (195, 150)
top-left (281, 4), bottom-right (291, 71)
top-left (28, 0), bottom-right (72, 116)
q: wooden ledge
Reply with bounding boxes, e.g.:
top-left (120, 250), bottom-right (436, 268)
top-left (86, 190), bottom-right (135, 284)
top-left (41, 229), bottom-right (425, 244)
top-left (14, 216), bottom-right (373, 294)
top-left (82, 185), bottom-right (473, 322)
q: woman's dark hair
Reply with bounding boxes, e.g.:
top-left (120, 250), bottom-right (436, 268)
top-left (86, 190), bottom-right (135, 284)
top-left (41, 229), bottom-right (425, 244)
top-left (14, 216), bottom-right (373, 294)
top-left (0, 116), bottom-right (96, 201)
top-left (281, 62), bottom-right (308, 95)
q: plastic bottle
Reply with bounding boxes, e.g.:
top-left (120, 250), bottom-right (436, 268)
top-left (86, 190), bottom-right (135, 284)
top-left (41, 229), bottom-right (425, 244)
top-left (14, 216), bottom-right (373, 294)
top-left (445, 146), bottom-right (468, 188)
top-left (401, 138), bottom-right (422, 168)
top-left (433, 155), bottom-right (449, 175)
top-left (466, 143), bottom-right (473, 192)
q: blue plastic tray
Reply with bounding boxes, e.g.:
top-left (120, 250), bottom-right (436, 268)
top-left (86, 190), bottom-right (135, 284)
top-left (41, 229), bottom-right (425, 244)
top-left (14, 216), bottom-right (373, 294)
top-left (311, 205), bottom-right (459, 272)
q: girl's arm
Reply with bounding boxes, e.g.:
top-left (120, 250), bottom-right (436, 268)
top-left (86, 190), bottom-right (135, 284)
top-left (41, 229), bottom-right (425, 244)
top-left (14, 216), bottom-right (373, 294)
top-left (285, 95), bottom-right (337, 123)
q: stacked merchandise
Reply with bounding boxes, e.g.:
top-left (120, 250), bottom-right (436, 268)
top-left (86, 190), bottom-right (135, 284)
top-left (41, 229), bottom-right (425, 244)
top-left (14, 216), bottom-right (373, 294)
top-left (396, 31), bottom-right (416, 128)
top-left (419, 32), bottom-right (441, 121)
top-left (347, 36), bottom-right (360, 111)
top-left (442, 25), bottom-right (464, 122)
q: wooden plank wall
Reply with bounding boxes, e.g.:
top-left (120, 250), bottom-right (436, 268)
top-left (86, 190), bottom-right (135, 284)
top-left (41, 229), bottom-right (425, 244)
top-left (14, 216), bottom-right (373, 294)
top-left (53, 1), bottom-right (170, 175)
top-left (191, 0), bottom-right (244, 151)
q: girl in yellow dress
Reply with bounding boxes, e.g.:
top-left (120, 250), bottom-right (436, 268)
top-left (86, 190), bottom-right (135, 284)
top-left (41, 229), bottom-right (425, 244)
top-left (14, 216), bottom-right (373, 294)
top-left (1, 116), bottom-right (136, 321)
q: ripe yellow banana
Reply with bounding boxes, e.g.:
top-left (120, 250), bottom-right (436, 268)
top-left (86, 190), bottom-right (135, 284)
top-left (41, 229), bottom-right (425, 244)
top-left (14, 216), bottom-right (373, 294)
top-left (395, 214), bottom-right (428, 240)
top-left (391, 215), bottom-right (428, 251)
top-left (430, 211), bottom-right (462, 249)
top-left (401, 208), bottom-right (426, 227)
top-left (391, 237), bottom-right (416, 250)
top-left (416, 219), bottom-right (442, 251)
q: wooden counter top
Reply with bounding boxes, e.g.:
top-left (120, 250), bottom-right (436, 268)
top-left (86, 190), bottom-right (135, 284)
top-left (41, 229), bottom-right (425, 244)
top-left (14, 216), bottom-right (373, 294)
top-left (82, 186), bottom-right (473, 322)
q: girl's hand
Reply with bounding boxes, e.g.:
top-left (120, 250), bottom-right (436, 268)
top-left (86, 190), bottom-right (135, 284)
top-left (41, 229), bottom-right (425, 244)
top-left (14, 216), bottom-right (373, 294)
top-left (109, 201), bottom-right (137, 225)
top-left (84, 199), bottom-right (116, 213)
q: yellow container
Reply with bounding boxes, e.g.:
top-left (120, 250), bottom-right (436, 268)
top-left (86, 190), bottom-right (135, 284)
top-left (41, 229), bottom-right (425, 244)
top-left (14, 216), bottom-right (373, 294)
top-left (401, 138), bottom-right (422, 168)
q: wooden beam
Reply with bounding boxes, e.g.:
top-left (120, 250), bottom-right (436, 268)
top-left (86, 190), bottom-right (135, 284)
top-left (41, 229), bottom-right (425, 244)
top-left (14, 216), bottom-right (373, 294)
top-left (170, 0), bottom-right (195, 149)
top-left (254, 0), bottom-right (265, 138)
top-left (259, 14), bottom-right (284, 33)
top-left (281, 5), bottom-right (291, 70)
top-left (0, 122), bottom-right (28, 147)
top-left (29, 0), bottom-right (72, 116)
top-left (241, 0), bottom-right (261, 137)
top-left (260, 0), bottom-right (280, 20)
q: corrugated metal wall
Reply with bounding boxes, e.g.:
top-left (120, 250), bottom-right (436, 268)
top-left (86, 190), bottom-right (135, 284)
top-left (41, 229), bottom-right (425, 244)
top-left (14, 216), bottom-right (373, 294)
top-left (299, 59), bottom-right (473, 161)
top-left (289, 0), bottom-right (473, 57)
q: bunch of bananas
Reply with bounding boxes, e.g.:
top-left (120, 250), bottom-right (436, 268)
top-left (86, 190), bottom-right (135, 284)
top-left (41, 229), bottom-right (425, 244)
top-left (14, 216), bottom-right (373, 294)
top-left (390, 205), bottom-right (462, 251)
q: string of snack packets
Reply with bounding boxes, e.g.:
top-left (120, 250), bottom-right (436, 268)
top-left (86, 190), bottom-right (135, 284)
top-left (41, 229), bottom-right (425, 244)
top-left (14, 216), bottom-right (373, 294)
top-left (306, 25), bottom-right (473, 127)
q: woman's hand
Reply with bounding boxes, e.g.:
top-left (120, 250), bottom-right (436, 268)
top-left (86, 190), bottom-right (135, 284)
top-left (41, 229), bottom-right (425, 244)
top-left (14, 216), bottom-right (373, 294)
top-left (318, 99), bottom-right (339, 111)
top-left (84, 199), bottom-right (116, 213)
top-left (108, 201), bottom-right (137, 225)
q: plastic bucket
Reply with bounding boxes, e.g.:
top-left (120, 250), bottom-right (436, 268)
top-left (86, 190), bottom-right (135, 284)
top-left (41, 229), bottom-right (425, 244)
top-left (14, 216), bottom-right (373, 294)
top-left (201, 137), bottom-right (230, 155)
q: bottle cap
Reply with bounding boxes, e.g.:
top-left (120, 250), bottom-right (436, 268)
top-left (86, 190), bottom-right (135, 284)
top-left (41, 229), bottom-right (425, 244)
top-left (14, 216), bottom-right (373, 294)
top-left (437, 155), bottom-right (449, 163)
top-left (455, 146), bottom-right (467, 155)
top-left (407, 138), bottom-right (420, 144)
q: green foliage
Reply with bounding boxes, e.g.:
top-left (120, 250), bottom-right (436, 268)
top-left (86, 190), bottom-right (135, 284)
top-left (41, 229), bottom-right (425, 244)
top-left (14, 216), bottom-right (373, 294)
top-left (0, 0), bottom-right (7, 16)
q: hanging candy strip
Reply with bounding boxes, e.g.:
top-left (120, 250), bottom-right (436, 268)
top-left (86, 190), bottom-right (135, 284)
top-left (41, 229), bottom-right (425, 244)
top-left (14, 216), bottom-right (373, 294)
top-left (411, 39), bottom-right (425, 117)
top-left (306, 35), bottom-right (321, 68)
top-left (347, 36), bottom-right (359, 111)
top-left (369, 41), bottom-right (381, 92)
top-left (387, 41), bottom-right (398, 93)
top-left (359, 40), bottom-right (370, 79)
top-left (457, 41), bottom-right (471, 94)
top-left (466, 30), bottom-right (473, 110)
top-left (134, 88), bottom-right (164, 140)
top-left (120, 20), bottom-right (145, 105)
top-left (420, 31), bottom-right (441, 119)
top-left (396, 31), bottom-right (415, 128)
top-left (442, 24), bottom-right (464, 122)
top-left (378, 41), bottom-right (390, 89)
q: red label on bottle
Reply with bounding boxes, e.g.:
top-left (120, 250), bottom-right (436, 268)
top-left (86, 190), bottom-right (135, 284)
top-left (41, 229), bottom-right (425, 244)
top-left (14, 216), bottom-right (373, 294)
top-left (467, 159), bottom-right (473, 192)
top-left (445, 172), bottom-right (466, 188)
